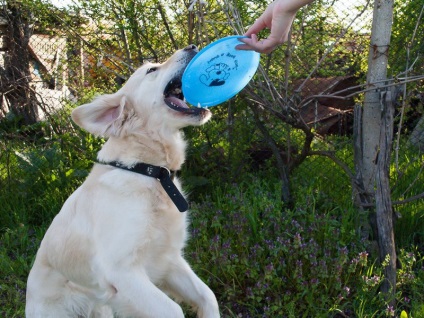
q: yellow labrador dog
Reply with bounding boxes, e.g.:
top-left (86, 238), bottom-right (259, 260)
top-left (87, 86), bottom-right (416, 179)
top-left (26, 45), bottom-right (220, 318)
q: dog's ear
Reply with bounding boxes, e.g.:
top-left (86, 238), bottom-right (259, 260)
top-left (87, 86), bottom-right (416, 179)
top-left (71, 93), bottom-right (127, 137)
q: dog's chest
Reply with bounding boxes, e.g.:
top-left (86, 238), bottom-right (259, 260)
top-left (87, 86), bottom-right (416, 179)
top-left (52, 167), bottom-right (189, 279)
top-left (130, 209), bottom-right (187, 280)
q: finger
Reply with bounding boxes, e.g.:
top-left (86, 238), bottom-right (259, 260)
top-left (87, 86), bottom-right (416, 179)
top-left (236, 38), bottom-right (277, 53)
top-left (235, 43), bottom-right (255, 51)
top-left (244, 19), bottom-right (267, 37)
top-left (235, 35), bottom-right (259, 51)
top-left (238, 34), bottom-right (258, 43)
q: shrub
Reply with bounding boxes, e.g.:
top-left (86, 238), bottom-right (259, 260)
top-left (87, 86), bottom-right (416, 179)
top-left (185, 175), bottom-right (424, 317)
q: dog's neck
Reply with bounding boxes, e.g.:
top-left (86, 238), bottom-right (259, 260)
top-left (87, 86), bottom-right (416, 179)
top-left (97, 131), bottom-right (187, 171)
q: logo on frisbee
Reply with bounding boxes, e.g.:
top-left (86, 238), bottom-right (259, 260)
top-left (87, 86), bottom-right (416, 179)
top-left (199, 63), bottom-right (231, 87)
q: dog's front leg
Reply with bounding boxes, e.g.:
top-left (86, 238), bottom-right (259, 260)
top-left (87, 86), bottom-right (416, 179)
top-left (164, 257), bottom-right (220, 318)
top-left (108, 271), bottom-right (184, 318)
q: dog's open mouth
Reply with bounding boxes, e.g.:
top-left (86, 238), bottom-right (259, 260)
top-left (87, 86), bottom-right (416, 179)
top-left (164, 77), bottom-right (206, 114)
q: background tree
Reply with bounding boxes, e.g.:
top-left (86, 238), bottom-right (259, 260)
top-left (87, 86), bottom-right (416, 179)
top-left (0, 1), bottom-right (38, 125)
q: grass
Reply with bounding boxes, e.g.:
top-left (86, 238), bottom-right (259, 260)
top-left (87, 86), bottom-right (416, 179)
top-left (0, 124), bottom-right (423, 317)
top-left (0, 226), bottom-right (40, 317)
top-left (186, 177), bottom-right (424, 317)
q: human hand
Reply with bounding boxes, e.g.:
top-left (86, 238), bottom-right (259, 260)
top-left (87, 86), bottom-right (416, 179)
top-left (236, 0), bottom-right (314, 53)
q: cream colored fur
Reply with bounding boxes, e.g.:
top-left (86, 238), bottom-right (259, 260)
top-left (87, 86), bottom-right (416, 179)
top-left (26, 46), bottom-right (219, 318)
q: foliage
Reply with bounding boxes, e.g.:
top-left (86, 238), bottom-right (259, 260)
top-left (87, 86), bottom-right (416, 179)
top-left (390, 0), bottom-right (424, 76)
top-left (188, 178), bottom-right (395, 317)
top-left (391, 145), bottom-right (424, 249)
top-left (0, 108), bottom-right (101, 230)
top-left (186, 169), bottom-right (423, 318)
top-left (0, 226), bottom-right (41, 318)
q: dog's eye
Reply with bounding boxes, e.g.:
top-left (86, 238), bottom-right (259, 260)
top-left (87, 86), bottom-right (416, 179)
top-left (146, 67), bottom-right (158, 74)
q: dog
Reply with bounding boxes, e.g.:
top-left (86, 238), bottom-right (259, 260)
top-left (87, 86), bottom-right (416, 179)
top-left (26, 45), bottom-right (220, 318)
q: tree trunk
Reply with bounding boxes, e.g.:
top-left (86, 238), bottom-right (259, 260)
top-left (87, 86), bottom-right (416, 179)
top-left (362, 0), bottom-right (394, 194)
top-left (1, 2), bottom-right (38, 125)
top-left (360, 0), bottom-right (397, 304)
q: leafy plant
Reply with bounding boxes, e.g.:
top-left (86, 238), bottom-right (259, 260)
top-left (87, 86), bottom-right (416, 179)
top-left (186, 176), bottom-right (414, 317)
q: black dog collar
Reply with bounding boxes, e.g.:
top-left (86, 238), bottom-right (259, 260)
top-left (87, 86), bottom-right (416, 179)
top-left (100, 161), bottom-right (188, 212)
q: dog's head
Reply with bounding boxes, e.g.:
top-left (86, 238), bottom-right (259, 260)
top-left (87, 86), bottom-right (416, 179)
top-left (72, 45), bottom-right (212, 137)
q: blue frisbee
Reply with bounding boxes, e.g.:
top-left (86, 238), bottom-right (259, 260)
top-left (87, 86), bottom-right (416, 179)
top-left (182, 36), bottom-right (260, 107)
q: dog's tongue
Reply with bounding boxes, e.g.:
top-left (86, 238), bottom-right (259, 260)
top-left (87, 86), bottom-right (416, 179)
top-left (165, 96), bottom-right (189, 109)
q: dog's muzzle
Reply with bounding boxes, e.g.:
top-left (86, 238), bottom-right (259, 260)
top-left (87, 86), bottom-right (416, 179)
top-left (163, 45), bottom-right (209, 116)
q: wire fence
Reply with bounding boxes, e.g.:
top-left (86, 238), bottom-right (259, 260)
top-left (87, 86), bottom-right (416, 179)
top-left (0, 0), bottom-right (423, 219)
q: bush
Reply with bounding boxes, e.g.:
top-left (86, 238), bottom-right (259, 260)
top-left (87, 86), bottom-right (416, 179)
top-left (186, 176), bottom-right (424, 317)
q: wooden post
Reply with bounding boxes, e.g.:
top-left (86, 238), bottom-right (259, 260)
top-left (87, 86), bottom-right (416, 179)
top-left (375, 89), bottom-right (396, 302)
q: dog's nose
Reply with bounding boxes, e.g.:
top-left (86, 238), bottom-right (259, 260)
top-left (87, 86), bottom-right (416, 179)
top-left (184, 44), bottom-right (198, 52)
